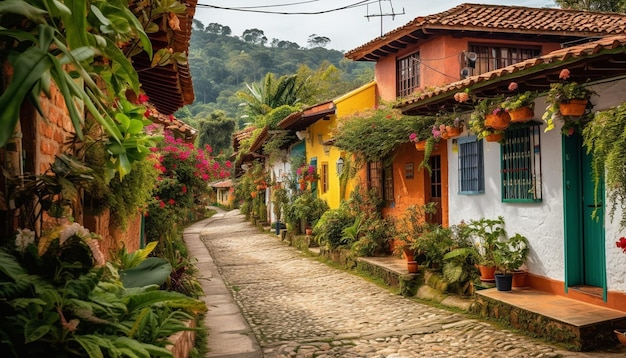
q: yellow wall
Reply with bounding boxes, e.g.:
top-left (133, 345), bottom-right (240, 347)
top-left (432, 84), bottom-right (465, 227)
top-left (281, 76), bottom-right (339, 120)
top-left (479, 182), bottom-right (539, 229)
top-left (307, 82), bottom-right (377, 209)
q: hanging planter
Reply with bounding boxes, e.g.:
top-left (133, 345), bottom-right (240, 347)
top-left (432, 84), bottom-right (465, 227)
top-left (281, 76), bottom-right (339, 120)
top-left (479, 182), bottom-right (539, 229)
top-left (508, 106), bottom-right (534, 123)
top-left (485, 132), bottom-right (504, 142)
top-left (444, 126), bottom-right (463, 138)
top-left (414, 140), bottom-right (428, 151)
top-left (559, 99), bottom-right (588, 117)
top-left (485, 111), bottom-right (511, 130)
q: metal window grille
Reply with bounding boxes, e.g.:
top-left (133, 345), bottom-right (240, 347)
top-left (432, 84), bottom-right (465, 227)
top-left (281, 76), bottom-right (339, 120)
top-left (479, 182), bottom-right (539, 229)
top-left (501, 125), bottom-right (542, 202)
top-left (383, 164), bottom-right (394, 202)
top-left (397, 52), bottom-right (420, 97)
top-left (321, 162), bottom-right (329, 193)
top-left (468, 45), bottom-right (540, 76)
top-left (458, 136), bottom-right (484, 194)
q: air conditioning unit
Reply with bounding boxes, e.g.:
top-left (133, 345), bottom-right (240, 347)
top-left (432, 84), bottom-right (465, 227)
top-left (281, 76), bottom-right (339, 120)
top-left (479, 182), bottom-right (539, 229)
top-left (460, 67), bottom-right (471, 79)
top-left (465, 51), bottom-right (477, 68)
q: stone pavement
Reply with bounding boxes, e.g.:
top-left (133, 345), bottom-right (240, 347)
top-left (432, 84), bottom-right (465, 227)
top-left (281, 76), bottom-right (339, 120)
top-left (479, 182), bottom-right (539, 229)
top-left (186, 208), bottom-right (626, 358)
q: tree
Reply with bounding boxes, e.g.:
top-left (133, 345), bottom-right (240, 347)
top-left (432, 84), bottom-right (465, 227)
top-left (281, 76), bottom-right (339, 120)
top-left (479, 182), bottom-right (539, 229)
top-left (242, 28), bottom-right (268, 46)
top-left (237, 73), bottom-right (306, 120)
top-left (555, 0), bottom-right (626, 11)
top-left (197, 111), bottom-right (236, 155)
top-left (307, 34), bottom-right (331, 48)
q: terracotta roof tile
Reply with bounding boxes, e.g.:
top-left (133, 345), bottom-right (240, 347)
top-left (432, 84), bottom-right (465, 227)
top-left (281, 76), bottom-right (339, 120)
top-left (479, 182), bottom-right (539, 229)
top-left (346, 3), bottom-right (626, 61)
top-left (397, 35), bottom-right (626, 114)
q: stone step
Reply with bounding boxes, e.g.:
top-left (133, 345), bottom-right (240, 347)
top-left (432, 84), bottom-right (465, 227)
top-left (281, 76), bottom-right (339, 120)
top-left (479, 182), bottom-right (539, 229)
top-left (475, 288), bottom-right (626, 351)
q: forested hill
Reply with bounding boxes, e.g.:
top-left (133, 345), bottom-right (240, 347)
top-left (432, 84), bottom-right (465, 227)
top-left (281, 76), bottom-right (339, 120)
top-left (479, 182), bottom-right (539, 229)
top-left (182, 21), bottom-right (374, 120)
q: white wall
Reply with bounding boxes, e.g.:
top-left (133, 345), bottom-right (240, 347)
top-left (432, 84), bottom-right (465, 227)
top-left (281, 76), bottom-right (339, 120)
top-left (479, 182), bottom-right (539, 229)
top-left (447, 79), bottom-right (626, 290)
top-left (267, 155), bottom-right (291, 224)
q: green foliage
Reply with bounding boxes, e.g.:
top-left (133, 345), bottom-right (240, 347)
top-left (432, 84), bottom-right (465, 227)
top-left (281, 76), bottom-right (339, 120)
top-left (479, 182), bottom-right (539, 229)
top-left (120, 257), bottom-right (172, 288)
top-left (396, 202), bottom-right (438, 256)
top-left (113, 241), bottom-right (159, 270)
top-left (197, 110), bottom-right (237, 156)
top-left (84, 150), bottom-right (159, 230)
top-left (5, 154), bottom-right (94, 230)
top-left (237, 73), bottom-right (305, 119)
top-left (334, 104), bottom-right (435, 162)
top-left (469, 96), bottom-right (506, 140)
top-left (411, 226), bottom-right (454, 269)
top-left (0, 236), bottom-right (205, 358)
top-left (287, 191), bottom-right (329, 229)
top-left (583, 102), bottom-right (626, 228)
top-left (542, 81), bottom-right (595, 132)
top-left (260, 104), bottom-right (300, 129)
top-left (494, 233), bottom-right (529, 274)
top-left (555, 0), bottom-right (626, 12)
top-left (501, 90), bottom-right (537, 111)
top-left (187, 24), bottom-right (373, 118)
top-left (466, 216), bottom-right (507, 266)
top-left (314, 205), bottom-right (354, 249)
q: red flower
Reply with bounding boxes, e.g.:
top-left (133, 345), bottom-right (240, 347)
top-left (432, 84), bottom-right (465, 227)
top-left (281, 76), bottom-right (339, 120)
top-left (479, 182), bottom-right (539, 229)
top-left (182, 185), bottom-right (187, 193)
top-left (159, 200), bottom-right (165, 208)
top-left (616, 237), bottom-right (626, 253)
top-left (168, 198), bottom-right (176, 205)
top-left (137, 93), bottom-right (149, 104)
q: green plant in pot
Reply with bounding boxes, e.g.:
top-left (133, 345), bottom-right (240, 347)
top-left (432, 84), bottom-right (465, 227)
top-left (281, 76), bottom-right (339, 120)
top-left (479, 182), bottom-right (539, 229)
top-left (395, 202), bottom-right (438, 261)
top-left (543, 68), bottom-right (596, 133)
top-left (467, 216), bottom-right (507, 281)
top-left (493, 233), bottom-right (529, 291)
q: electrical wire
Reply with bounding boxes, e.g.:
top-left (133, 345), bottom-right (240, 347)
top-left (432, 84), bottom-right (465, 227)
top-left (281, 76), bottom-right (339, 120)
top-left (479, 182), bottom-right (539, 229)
top-left (196, 0), bottom-right (379, 15)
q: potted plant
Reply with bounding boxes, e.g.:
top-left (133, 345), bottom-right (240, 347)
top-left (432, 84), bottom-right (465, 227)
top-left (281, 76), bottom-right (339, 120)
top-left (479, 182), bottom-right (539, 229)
top-left (542, 68), bottom-right (596, 132)
top-left (493, 233), bottom-right (530, 291)
top-left (469, 98), bottom-right (507, 142)
top-left (467, 216), bottom-right (507, 282)
top-left (434, 111), bottom-right (465, 139)
top-left (395, 202), bottom-right (439, 265)
top-left (501, 82), bottom-right (537, 123)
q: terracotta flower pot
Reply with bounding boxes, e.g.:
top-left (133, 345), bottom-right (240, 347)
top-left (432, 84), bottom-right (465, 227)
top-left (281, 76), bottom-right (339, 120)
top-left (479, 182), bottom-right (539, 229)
top-left (414, 140), bottom-right (427, 151)
top-left (485, 132), bottom-right (504, 142)
top-left (485, 112), bottom-right (511, 130)
top-left (407, 260), bottom-right (419, 274)
top-left (477, 264), bottom-right (496, 282)
top-left (559, 99), bottom-right (588, 116)
top-left (305, 228), bottom-right (313, 236)
top-left (508, 106), bottom-right (534, 123)
top-left (444, 126), bottom-right (463, 138)
top-left (614, 329), bottom-right (626, 346)
top-left (403, 248), bottom-right (415, 262)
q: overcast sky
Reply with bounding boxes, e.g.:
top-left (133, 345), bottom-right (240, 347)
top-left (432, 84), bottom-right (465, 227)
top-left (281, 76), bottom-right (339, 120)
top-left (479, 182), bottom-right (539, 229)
top-left (194, 1), bottom-right (557, 52)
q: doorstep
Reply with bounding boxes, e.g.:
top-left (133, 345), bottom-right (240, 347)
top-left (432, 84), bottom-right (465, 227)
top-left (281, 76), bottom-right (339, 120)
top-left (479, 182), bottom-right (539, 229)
top-left (475, 287), bottom-right (626, 351)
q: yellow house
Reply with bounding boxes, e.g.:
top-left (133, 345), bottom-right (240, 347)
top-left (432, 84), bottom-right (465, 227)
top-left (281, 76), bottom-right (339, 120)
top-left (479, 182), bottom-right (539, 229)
top-left (279, 81), bottom-right (376, 209)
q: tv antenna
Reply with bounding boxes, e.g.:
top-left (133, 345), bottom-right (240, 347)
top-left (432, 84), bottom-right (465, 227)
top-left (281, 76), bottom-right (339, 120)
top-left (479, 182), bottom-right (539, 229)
top-left (365, 0), bottom-right (405, 36)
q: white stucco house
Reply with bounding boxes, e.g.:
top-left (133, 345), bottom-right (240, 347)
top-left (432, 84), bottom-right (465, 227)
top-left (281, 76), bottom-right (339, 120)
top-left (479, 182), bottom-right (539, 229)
top-left (398, 35), bottom-right (626, 313)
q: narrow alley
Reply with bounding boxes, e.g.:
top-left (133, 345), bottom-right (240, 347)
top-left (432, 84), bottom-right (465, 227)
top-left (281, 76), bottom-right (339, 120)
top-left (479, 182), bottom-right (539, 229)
top-left (185, 208), bottom-right (623, 358)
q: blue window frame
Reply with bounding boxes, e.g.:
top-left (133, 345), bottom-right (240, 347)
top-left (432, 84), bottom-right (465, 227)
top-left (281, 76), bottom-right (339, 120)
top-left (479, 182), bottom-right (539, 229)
top-left (458, 136), bottom-right (484, 194)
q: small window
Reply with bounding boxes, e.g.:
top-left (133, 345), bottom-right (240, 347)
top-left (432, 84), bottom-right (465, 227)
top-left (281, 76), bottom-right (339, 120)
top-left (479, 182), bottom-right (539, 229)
top-left (383, 164), bottom-right (394, 202)
top-left (321, 162), bottom-right (329, 193)
top-left (458, 136), bottom-right (484, 194)
top-left (501, 125), bottom-right (542, 202)
top-left (468, 44), bottom-right (540, 76)
top-left (397, 52), bottom-right (420, 97)
top-left (368, 160), bottom-right (383, 197)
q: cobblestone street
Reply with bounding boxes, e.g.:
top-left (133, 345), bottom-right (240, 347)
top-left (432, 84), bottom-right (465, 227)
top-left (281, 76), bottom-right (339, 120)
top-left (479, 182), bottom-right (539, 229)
top-left (196, 209), bottom-right (625, 357)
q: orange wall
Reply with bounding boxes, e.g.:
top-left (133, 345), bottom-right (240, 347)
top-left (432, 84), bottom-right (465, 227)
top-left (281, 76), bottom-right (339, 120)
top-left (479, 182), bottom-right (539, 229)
top-left (381, 141), bottom-right (448, 227)
top-left (375, 35), bottom-right (563, 102)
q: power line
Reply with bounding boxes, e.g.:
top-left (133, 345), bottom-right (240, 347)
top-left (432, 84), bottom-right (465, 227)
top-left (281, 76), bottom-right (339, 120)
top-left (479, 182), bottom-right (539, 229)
top-left (196, 0), bottom-right (378, 15)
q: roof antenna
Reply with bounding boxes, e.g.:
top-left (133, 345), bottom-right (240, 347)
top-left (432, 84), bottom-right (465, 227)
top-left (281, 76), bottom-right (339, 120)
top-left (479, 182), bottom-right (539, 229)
top-left (365, 0), bottom-right (405, 37)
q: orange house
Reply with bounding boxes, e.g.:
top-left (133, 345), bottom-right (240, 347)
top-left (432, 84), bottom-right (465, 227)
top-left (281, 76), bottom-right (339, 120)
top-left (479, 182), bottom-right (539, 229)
top-left (343, 3), bottom-right (626, 227)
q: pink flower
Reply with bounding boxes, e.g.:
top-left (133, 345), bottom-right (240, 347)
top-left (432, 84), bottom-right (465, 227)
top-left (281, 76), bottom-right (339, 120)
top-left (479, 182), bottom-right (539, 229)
top-left (454, 92), bottom-right (469, 103)
top-left (559, 68), bottom-right (571, 80)
top-left (409, 133), bottom-right (418, 142)
top-left (508, 82), bottom-right (518, 91)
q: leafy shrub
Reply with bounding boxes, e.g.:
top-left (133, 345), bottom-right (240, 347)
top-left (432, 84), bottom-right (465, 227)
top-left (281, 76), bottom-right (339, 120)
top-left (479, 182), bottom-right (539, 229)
top-left (314, 206), bottom-right (354, 249)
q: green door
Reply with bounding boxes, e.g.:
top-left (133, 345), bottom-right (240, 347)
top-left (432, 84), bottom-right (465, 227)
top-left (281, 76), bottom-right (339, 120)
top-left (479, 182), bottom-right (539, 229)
top-left (562, 133), bottom-right (606, 298)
